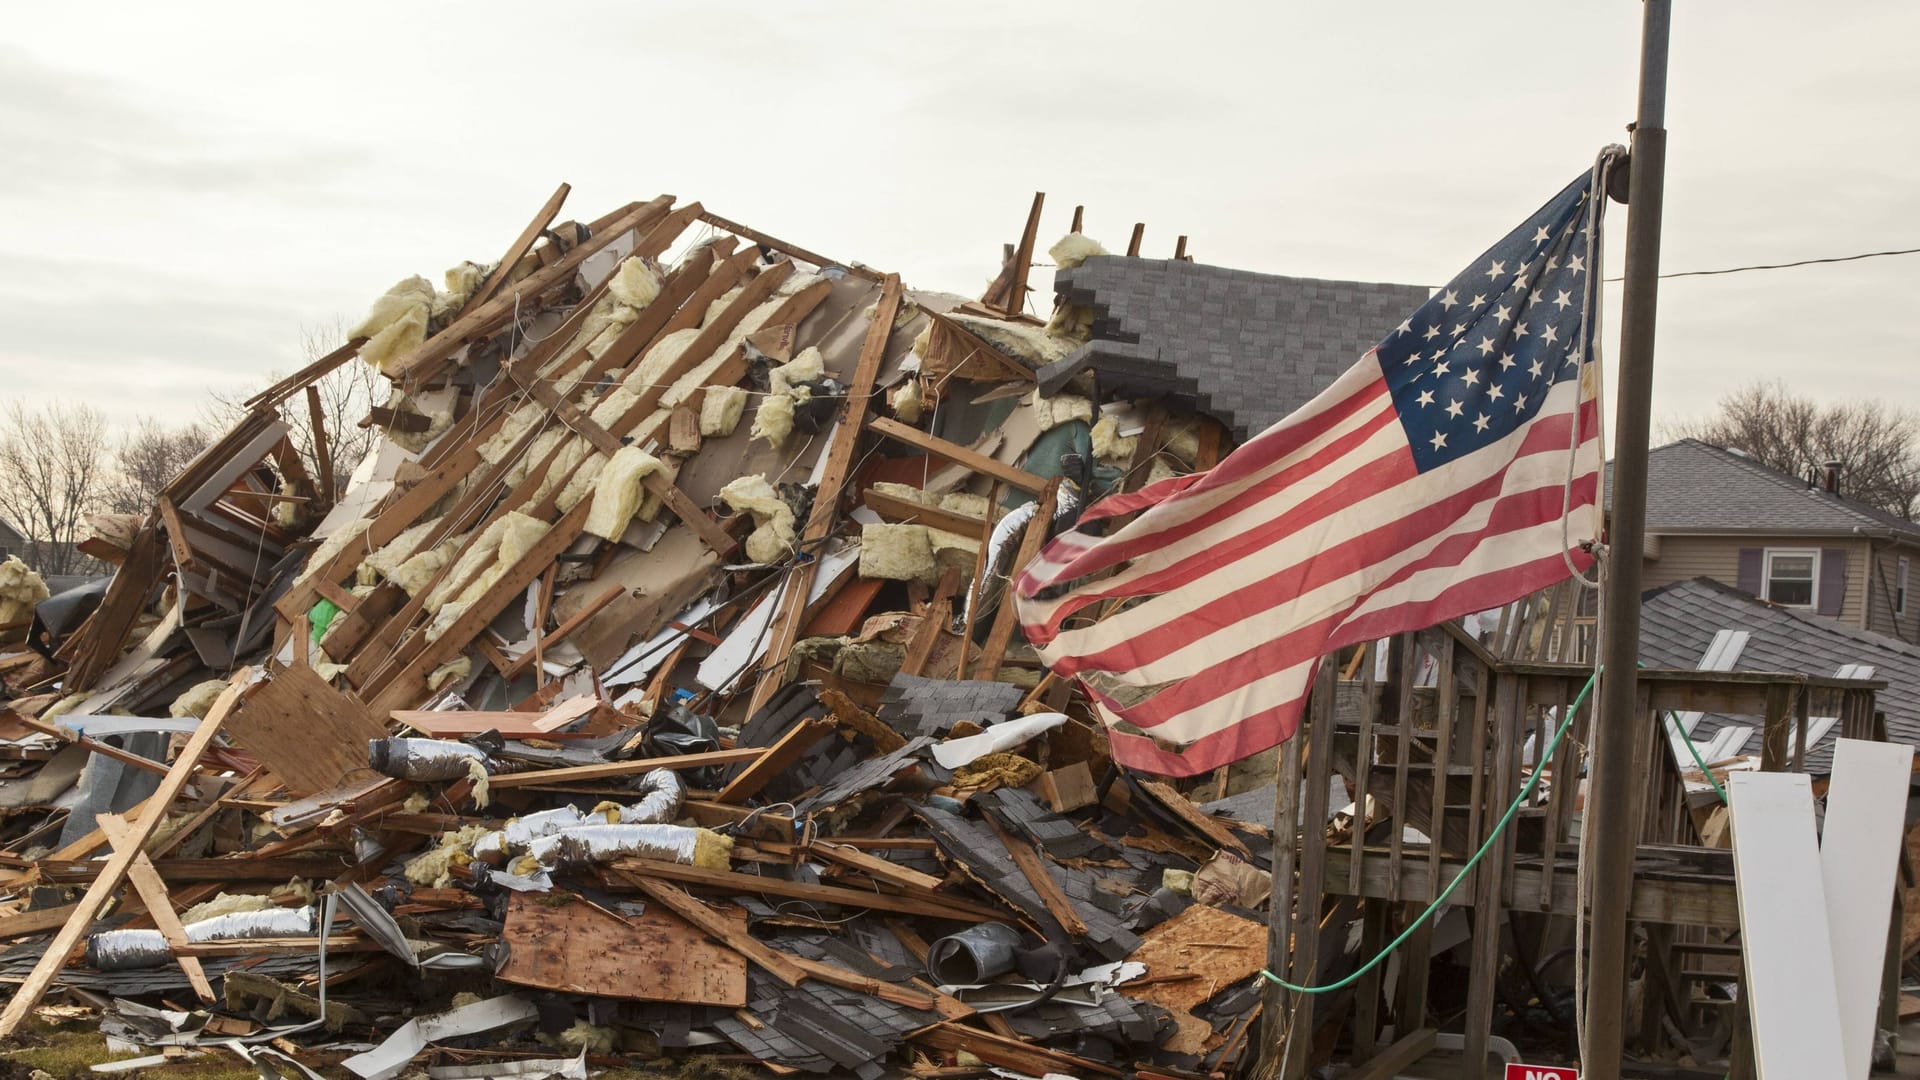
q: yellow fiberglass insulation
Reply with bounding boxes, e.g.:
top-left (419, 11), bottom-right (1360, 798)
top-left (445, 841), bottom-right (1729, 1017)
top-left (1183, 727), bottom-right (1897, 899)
top-left (425, 516), bottom-right (516, 613)
top-left (587, 386), bottom-right (643, 432)
top-left (179, 891), bottom-right (275, 925)
top-left (556, 451), bottom-right (608, 514)
top-left (868, 481), bottom-right (928, 506)
top-left (939, 492), bottom-right (991, 519)
top-left (928, 528), bottom-right (980, 579)
top-left (507, 426), bottom-right (573, 490)
top-left (608, 258), bottom-right (662, 309)
top-left (952, 753), bottom-right (1042, 792)
top-left (404, 825), bottom-right (493, 888)
top-left (778, 270), bottom-right (825, 297)
top-left (1033, 392), bottom-right (1094, 432)
top-left (750, 391), bottom-right (797, 450)
top-left (353, 276), bottom-right (435, 374)
top-left (1090, 414), bottom-right (1138, 463)
top-left (858, 523), bottom-right (936, 583)
top-left (701, 286), bottom-right (745, 328)
top-left (1048, 232), bottom-right (1110, 270)
top-left (719, 475), bottom-right (796, 565)
top-left (0, 556), bottom-right (50, 624)
top-left (584, 446), bottom-right (667, 541)
top-left (427, 656), bottom-right (471, 693)
top-left (630, 327), bottom-right (702, 391)
top-left (700, 385), bottom-right (749, 436)
top-left (889, 380), bottom-right (923, 424)
top-left (1162, 415), bottom-right (1201, 464)
top-left (167, 679), bottom-right (230, 720)
top-left (526, 435), bottom-right (591, 509)
top-left (378, 389), bottom-right (454, 454)
top-left (360, 516), bottom-right (445, 587)
top-left (911, 322), bottom-right (932, 359)
top-left (479, 402), bottom-right (542, 465)
top-left (390, 535), bottom-right (461, 598)
top-left (769, 347), bottom-right (825, 396)
top-left (948, 312), bottom-right (1076, 367)
top-left (431, 261), bottom-right (488, 320)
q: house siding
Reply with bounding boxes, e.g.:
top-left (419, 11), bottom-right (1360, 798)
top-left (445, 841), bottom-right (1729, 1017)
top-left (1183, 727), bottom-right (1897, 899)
top-left (1863, 543), bottom-right (1920, 644)
top-left (1642, 533), bottom-right (1873, 629)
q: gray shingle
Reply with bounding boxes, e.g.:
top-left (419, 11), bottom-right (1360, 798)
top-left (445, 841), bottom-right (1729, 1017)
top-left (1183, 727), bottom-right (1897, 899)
top-left (1607, 439), bottom-right (1920, 538)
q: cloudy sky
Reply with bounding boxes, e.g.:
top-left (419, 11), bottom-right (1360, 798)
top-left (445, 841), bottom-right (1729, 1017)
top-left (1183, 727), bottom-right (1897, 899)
top-left (4, 1), bottom-right (1916, 437)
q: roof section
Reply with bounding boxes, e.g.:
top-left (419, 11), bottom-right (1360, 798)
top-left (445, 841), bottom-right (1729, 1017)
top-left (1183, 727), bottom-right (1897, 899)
top-left (1639, 575), bottom-right (1920, 771)
top-left (1607, 438), bottom-right (1920, 538)
top-left (1038, 256), bottom-right (1429, 439)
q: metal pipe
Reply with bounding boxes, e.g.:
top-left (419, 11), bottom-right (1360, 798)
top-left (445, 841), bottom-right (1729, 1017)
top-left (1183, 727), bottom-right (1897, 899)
top-left (1584, 2), bottom-right (1671, 1077)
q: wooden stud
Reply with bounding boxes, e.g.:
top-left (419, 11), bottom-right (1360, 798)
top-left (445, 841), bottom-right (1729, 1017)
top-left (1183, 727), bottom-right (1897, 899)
top-left (861, 486), bottom-right (986, 538)
top-left (1070, 206), bottom-right (1084, 233)
top-left (1174, 235), bottom-right (1189, 261)
top-left (468, 182), bottom-right (572, 309)
top-left (984, 815), bottom-right (1087, 936)
top-left (867, 417), bottom-right (1047, 495)
top-left (616, 860), bottom-right (1005, 922)
top-left (714, 716), bottom-right (836, 804)
top-left (0, 672), bottom-right (247, 1037)
top-left (1006, 192), bottom-right (1045, 316)
top-left (899, 566), bottom-right (962, 678)
top-left (1127, 223), bottom-right (1145, 257)
top-left (485, 747), bottom-right (765, 790)
top-left (96, 814), bottom-right (215, 1004)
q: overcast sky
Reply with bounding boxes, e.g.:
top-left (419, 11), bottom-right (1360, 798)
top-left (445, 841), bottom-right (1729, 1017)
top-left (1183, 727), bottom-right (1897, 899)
top-left (4, 2), bottom-right (1916, 439)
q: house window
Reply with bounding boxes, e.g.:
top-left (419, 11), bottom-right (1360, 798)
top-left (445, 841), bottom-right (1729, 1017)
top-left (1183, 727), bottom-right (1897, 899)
top-left (1763, 549), bottom-right (1818, 607)
top-left (1899, 557), bottom-right (1910, 616)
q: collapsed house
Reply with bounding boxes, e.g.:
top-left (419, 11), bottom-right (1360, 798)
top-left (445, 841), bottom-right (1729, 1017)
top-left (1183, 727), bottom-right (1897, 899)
top-left (0, 186), bottom-right (1907, 1080)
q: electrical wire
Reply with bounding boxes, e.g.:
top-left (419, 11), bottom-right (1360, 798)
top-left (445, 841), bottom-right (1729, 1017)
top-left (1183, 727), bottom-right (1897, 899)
top-left (1605, 245), bottom-right (1920, 282)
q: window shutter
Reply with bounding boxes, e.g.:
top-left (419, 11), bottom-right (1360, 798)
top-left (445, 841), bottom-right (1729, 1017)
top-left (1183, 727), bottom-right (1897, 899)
top-left (1818, 547), bottom-right (1848, 616)
top-left (1736, 548), bottom-right (1763, 596)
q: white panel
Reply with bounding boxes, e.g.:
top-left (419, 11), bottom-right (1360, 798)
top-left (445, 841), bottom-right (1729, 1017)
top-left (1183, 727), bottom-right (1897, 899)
top-left (1821, 738), bottom-right (1915, 1080)
top-left (1728, 771), bottom-right (1846, 1079)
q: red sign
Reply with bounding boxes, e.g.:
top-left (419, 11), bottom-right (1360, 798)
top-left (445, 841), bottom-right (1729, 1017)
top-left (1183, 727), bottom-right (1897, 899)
top-left (1505, 1066), bottom-right (1579, 1080)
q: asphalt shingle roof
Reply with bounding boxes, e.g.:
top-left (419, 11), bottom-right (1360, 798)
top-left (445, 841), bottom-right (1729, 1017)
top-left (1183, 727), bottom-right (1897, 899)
top-left (1607, 438), bottom-right (1920, 538)
top-left (1038, 256), bottom-right (1430, 439)
top-left (1639, 575), bottom-right (1920, 771)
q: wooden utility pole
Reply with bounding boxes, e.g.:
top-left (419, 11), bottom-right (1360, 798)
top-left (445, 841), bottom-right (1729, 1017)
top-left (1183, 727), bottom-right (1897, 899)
top-left (1583, 2), bottom-right (1672, 1077)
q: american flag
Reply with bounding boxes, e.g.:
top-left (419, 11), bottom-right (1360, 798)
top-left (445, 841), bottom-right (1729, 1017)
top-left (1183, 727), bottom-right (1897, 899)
top-left (1014, 168), bottom-right (1607, 777)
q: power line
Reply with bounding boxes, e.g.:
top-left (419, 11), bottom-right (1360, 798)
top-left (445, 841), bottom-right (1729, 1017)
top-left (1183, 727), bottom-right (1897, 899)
top-left (1603, 245), bottom-right (1920, 282)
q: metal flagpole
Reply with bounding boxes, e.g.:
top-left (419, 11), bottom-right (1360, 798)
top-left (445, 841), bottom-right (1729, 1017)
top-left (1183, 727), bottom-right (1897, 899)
top-left (1584, 1), bottom-right (1671, 1077)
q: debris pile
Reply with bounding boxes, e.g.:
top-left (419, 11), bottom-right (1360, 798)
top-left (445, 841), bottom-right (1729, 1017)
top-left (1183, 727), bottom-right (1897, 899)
top-left (0, 187), bottom-right (1280, 1078)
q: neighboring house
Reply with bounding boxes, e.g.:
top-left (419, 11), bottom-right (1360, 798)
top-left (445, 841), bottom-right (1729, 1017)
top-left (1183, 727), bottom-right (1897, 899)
top-left (1038, 256), bottom-right (1430, 439)
top-left (1608, 439), bottom-right (1920, 641)
top-left (1640, 575), bottom-right (1920, 772)
top-left (0, 518), bottom-right (24, 564)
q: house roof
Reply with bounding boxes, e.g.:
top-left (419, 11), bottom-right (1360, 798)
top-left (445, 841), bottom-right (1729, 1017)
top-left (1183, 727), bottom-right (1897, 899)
top-left (1037, 256), bottom-right (1430, 439)
top-left (1639, 574), bottom-right (1920, 772)
top-left (0, 518), bottom-right (24, 549)
top-left (1606, 437), bottom-right (1920, 538)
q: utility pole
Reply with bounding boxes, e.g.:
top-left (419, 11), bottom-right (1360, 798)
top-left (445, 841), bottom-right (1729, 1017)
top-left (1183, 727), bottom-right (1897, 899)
top-left (1584, 2), bottom-right (1671, 1078)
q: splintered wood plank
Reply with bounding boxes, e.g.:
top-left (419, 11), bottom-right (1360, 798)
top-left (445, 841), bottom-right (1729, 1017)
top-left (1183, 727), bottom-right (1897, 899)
top-left (715, 716), bottom-right (837, 804)
top-left (745, 275), bottom-right (902, 719)
top-left (223, 661), bottom-right (389, 796)
top-left (96, 814), bottom-right (214, 1004)
top-left (867, 417), bottom-right (1046, 494)
top-left (468, 183), bottom-right (572, 309)
top-left (484, 747), bottom-right (765, 789)
top-left (497, 891), bottom-right (745, 1006)
top-left (615, 859), bottom-right (1004, 922)
top-left (0, 673), bottom-right (245, 1038)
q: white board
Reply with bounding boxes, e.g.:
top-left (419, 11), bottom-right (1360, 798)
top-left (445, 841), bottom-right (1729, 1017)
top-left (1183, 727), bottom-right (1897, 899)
top-left (1728, 771), bottom-right (1846, 1079)
top-left (1821, 738), bottom-right (1915, 1080)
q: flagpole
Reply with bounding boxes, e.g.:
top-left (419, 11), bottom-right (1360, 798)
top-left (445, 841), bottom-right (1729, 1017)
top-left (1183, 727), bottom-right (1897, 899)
top-left (1584, 2), bottom-right (1671, 1077)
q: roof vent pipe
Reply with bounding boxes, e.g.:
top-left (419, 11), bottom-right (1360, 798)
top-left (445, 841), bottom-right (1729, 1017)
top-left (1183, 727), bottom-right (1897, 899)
top-left (1824, 459), bottom-right (1844, 494)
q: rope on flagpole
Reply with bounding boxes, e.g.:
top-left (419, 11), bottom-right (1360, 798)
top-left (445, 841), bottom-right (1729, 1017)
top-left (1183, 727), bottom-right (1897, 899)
top-left (1562, 144), bottom-right (1627, 591)
top-left (1258, 668), bottom-right (1598, 995)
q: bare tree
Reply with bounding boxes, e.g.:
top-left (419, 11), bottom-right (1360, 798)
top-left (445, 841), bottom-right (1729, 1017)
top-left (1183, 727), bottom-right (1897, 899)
top-left (205, 318), bottom-right (382, 496)
top-left (0, 401), bottom-right (109, 576)
top-left (104, 418), bottom-right (213, 514)
top-left (1664, 380), bottom-right (1920, 520)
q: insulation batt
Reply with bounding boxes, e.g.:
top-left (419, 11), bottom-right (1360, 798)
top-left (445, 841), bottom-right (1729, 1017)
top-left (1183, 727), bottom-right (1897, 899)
top-left (888, 380), bottom-right (924, 424)
top-left (0, 556), bottom-right (49, 624)
top-left (940, 492), bottom-right (991, 519)
top-left (167, 679), bottom-right (230, 720)
top-left (353, 276), bottom-right (435, 374)
top-left (750, 392), bottom-right (797, 449)
top-left (719, 476), bottom-right (797, 565)
top-left (584, 446), bottom-right (666, 541)
top-left (947, 312), bottom-right (1075, 366)
top-left (768, 347), bottom-right (825, 396)
top-left (426, 656), bottom-right (471, 692)
top-left (928, 528), bottom-right (981, 579)
top-left (1048, 232), bottom-right (1110, 269)
top-left (859, 523), bottom-right (937, 584)
top-left (700, 385), bottom-right (748, 436)
top-left (1090, 414), bottom-right (1138, 463)
top-left (359, 516), bottom-right (445, 588)
top-left (1032, 392), bottom-right (1094, 433)
top-left (556, 451), bottom-right (608, 514)
top-left (432, 261), bottom-right (487, 319)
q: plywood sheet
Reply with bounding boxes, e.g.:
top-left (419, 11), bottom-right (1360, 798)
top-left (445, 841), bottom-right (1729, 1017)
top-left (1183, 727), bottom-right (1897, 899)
top-left (1124, 903), bottom-right (1265, 1054)
top-left (222, 663), bottom-right (388, 796)
top-left (497, 891), bottom-right (746, 1006)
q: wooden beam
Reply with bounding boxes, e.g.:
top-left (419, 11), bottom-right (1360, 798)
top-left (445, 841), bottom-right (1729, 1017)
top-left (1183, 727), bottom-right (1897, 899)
top-left (385, 196), bottom-right (671, 381)
top-left (95, 814), bottom-right (214, 1005)
top-left (1127, 223), bottom-right (1145, 257)
top-left (243, 337), bottom-right (367, 411)
top-left (715, 717), bottom-right (836, 804)
top-left (0, 673), bottom-right (246, 1037)
top-left (501, 584), bottom-right (625, 681)
top-left (974, 478), bottom-right (1058, 680)
top-left (802, 842), bottom-right (948, 894)
top-left (867, 417), bottom-right (1045, 495)
top-left (1173, 235), bottom-right (1189, 261)
top-left (484, 747), bottom-right (766, 790)
top-left (468, 182), bottom-right (572, 309)
top-left (621, 876), bottom-right (807, 984)
top-left (984, 815), bottom-right (1086, 936)
top-left (744, 275), bottom-right (903, 718)
top-left (1342, 1027), bottom-right (1437, 1080)
top-left (613, 859), bottom-right (1005, 922)
top-left (694, 210), bottom-right (881, 281)
top-left (1006, 192), bottom-right (1045, 316)
top-left (899, 566), bottom-right (961, 678)
top-left (861, 487), bottom-right (986, 538)
top-left (1070, 206), bottom-right (1084, 233)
